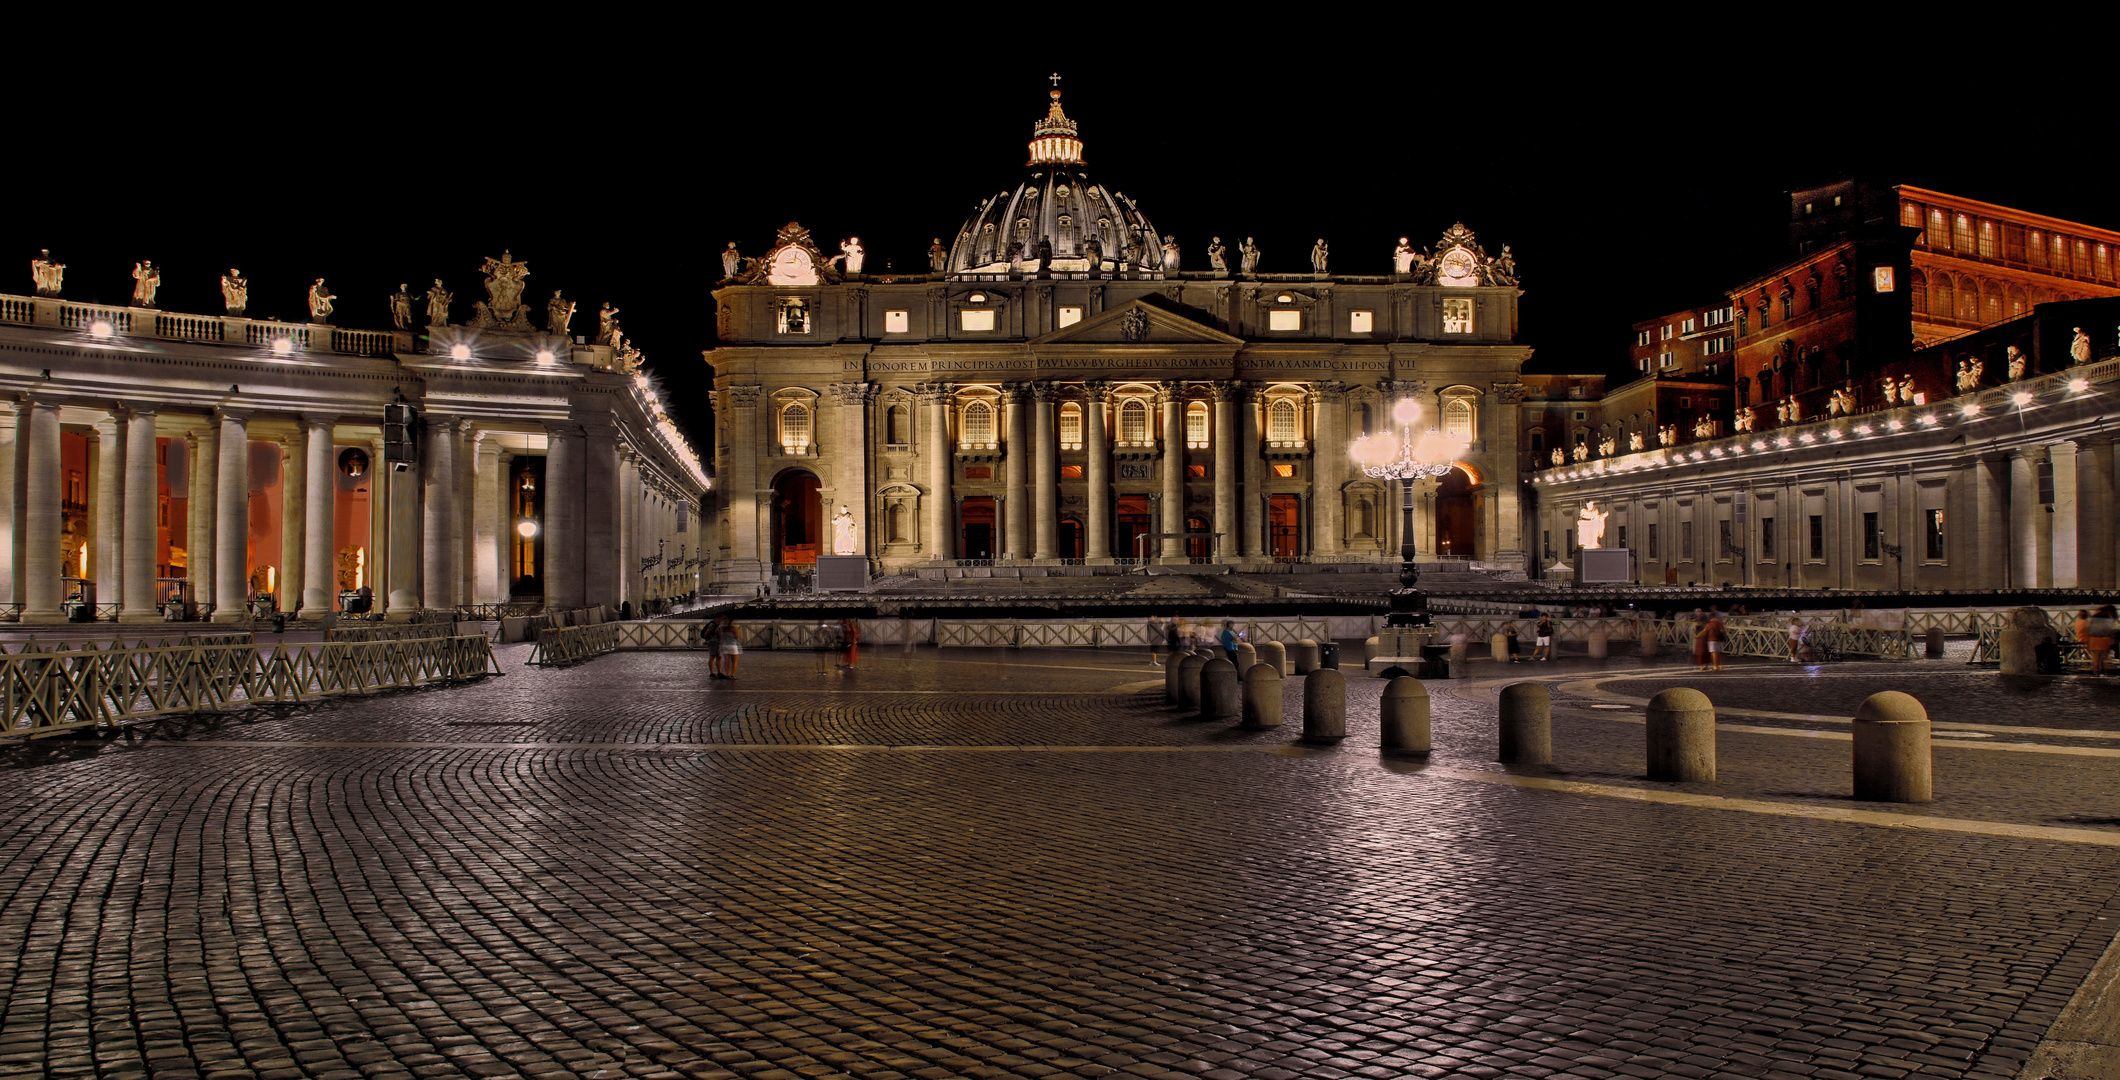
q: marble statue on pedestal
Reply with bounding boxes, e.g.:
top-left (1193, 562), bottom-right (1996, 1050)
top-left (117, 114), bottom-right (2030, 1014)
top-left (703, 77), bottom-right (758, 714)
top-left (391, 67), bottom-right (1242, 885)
top-left (1310, 239), bottom-right (1328, 273)
top-left (1033, 235), bottom-right (1053, 268)
top-left (1161, 235), bottom-right (1181, 272)
top-left (425, 280), bottom-right (452, 326)
top-left (2072, 326), bottom-right (2093, 365)
top-left (1488, 245), bottom-right (1519, 286)
top-left (131, 260), bottom-right (160, 307)
top-left (1207, 237), bottom-right (1227, 272)
top-left (595, 302), bottom-right (620, 346)
top-left (1657, 425), bottom-right (1675, 447)
top-left (30, 250), bottom-right (64, 296)
top-left (1954, 360), bottom-right (1974, 393)
top-left (220, 269), bottom-right (248, 316)
top-left (1083, 235), bottom-right (1103, 269)
top-left (722, 242), bottom-right (742, 280)
top-left (1880, 377), bottom-right (1898, 405)
top-left (1598, 435), bottom-right (1616, 457)
top-left (390, 285), bottom-right (413, 330)
top-left (2007, 345), bottom-right (2027, 380)
top-left (1549, 446), bottom-right (1564, 466)
top-left (832, 504), bottom-right (857, 556)
top-left (1966, 357), bottom-right (1983, 387)
top-left (1006, 241), bottom-right (1025, 273)
top-left (840, 237), bottom-right (865, 274)
top-left (1897, 375), bottom-right (1915, 402)
top-left (1828, 386), bottom-right (1854, 416)
top-left (547, 291), bottom-right (575, 337)
top-left (308, 279), bottom-right (336, 321)
top-left (1693, 416), bottom-right (1714, 439)
top-left (1239, 237), bottom-right (1261, 274)
top-left (1628, 430), bottom-right (1645, 451)
top-left (929, 238), bottom-right (948, 273)
top-left (1577, 502), bottom-right (1607, 549)
top-left (1122, 230), bottom-right (1143, 266)
top-left (1392, 237), bottom-right (1415, 275)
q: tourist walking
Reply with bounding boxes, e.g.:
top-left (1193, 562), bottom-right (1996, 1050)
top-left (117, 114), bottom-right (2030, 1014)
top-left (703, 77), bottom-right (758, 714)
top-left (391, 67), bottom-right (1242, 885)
top-left (718, 617), bottom-right (741, 678)
top-left (2085, 605), bottom-right (2116, 676)
top-left (1220, 620), bottom-right (1240, 666)
top-left (840, 617), bottom-right (861, 671)
top-left (1533, 614), bottom-right (1554, 661)
top-left (1691, 610), bottom-right (1709, 670)
top-left (1786, 617), bottom-right (1804, 663)
top-left (1506, 623), bottom-right (1522, 663)
top-left (1165, 614), bottom-right (1182, 664)
top-left (1704, 610), bottom-right (1727, 672)
top-left (703, 617), bottom-right (725, 679)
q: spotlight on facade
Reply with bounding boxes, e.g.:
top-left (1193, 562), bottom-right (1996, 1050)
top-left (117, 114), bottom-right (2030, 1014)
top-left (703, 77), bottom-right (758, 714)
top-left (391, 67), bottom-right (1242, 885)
top-left (536, 349), bottom-right (556, 363)
top-left (89, 319), bottom-right (113, 338)
top-left (1961, 403), bottom-right (1982, 417)
top-left (271, 337), bottom-right (293, 355)
top-left (451, 343), bottom-right (472, 360)
top-left (1799, 433), bottom-right (1815, 444)
top-left (1887, 419), bottom-right (1905, 431)
top-left (1775, 438), bottom-right (1791, 448)
top-left (2068, 377), bottom-right (2091, 393)
top-left (2012, 390), bottom-right (2035, 406)
top-left (1827, 429), bottom-right (1845, 440)
top-left (1854, 425), bottom-right (1872, 436)
top-left (1918, 414), bottom-right (1938, 426)
top-left (516, 520), bottom-right (539, 538)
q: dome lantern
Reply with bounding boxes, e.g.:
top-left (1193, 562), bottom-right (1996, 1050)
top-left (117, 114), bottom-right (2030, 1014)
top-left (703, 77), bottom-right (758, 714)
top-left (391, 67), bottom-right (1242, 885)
top-left (1027, 89), bottom-right (1083, 166)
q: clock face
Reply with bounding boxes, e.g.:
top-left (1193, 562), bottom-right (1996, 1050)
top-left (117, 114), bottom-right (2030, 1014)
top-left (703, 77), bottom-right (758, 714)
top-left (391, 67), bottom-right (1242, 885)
top-left (766, 246), bottom-right (818, 286)
top-left (1439, 249), bottom-right (1477, 284)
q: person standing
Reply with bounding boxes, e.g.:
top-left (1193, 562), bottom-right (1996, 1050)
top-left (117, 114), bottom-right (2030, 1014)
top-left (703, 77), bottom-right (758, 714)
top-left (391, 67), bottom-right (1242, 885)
top-left (1704, 610), bottom-right (1727, 672)
top-left (1691, 610), bottom-right (1710, 671)
top-left (1533, 614), bottom-right (1554, 661)
top-left (1220, 620), bottom-right (1239, 667)
top-left (719, 617), bottom-right (742, 679)
top-left (704, 617), bottom-right (724, 679)
top-left (1148, 614), bottom-right (1167, 666)
top-left (1166, 614), bottom-right (1182, 662)
top-left (840, 617), bottom-right (861, 672)
top-left (1506, 623), bottom-right (1522, 663)
top-left (2083, 606), bottom-right (2116, 676)
top-left (1786, 618), bottom-right (1804, 663)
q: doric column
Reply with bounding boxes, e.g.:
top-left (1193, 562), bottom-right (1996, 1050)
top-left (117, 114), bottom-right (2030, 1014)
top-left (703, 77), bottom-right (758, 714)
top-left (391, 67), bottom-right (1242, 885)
top-left (2050, 440), bottom-right (2080, 588)
top-left (1212, 382), bottom-right (1237, 562)
top-left (94, 414), bottom-right (124, 616)
top-left (420, 414), bottom-right (456, 610)
top-left (617, 448), bottom-right (638, 610)
top-left (1486, 381), bottom-right (1527, 569)
top-left (0, 402), bottom-right (21, 605)
top-left (211, 410), bottom-right (250, 622)
top-left (301, 416), bottom-right (336, 614)
top-left (1310, 381), bottom-right (1345, 558)
top-left (474, 444), bottom-right (504, 604)
top-left (119, 409), bottom-right (159, 620)
top-left (1083, 381), bottom-right (1111, 562)
top-left (544, 422), bottom-right (583, 609)
top-left (1239, 383), bottom-right (1263, 559)
top-left (839, 382), bottom-right (873, 555)
top-left (2084, 437), bottom-right (2117, 591)
top-left (21, 401), bottom-right (63, 621)
top-left (1033, 383), bottom-right (1058, 560)
top-left (188, 429), bottom-right (215, 615)
top-left (922, 383), bottom-right (953, 559)
top-left (1003, 383), bottom-right (1028, 559)
top-left (456, 423), bottom-right (476, 608)
top-left (2008, 447), bottom-right (2040, 589)
top-left (279, 437), bottom-right (304, 616)
top-left (368, 437), bottom-right (389, 607)
top-left (1159, 381), bottom-right (1184, 559)
top-left (725, 385), bottom-right (763, 568)
top-left (583, 423), bottom-right (619, 607)
top-left (383, 436), bottom-right (419, 616)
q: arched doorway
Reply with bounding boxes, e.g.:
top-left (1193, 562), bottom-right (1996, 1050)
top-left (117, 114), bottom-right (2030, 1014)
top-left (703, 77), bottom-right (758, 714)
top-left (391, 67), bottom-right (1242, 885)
top-left (1186, 516), bottom-right (1210, 559)
top-left (771, 470), bottom-right (822, 566)
top-left (1116, 495), bottom-right (1150, 561)
top-left (1059, 518), bottom-right (1084, 560)
top-left (1434, 466), bottom-right (1476, 559)
top-left (959, 496), bottom-right (996, 558)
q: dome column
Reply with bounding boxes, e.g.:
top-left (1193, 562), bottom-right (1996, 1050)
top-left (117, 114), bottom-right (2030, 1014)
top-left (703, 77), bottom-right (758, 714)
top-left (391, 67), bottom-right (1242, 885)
top-left (921, 384), bottom-right (953, 560)
top-left (1309, 383), bottom-right (1343, 560)
top-left (1239, 384), bottom-right (1264, 559)
top-left (1213, 382), bottom-right (1237, 564)
top-left (1033, 384), bottom-right (1058, 561)
top-left (1159, 382), bottom-right (1184, 560)
top-left (1003, 384), bottom-right (1028, 559)
top-left (1084, 382), bottom-right (1111, 563)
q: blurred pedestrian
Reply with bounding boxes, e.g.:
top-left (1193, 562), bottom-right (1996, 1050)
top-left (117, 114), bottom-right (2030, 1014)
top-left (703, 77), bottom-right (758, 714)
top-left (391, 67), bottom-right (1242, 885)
top-left (1148, 614), bottom-right (1167, 666)
top-left (2085, 605), bottom-right (2116, 676)
top-left (840, 617), bottom-right (861, 671)
top-left (719, 616), bottom-right (742, 679)
top-left (1691, 610), bottom-right (1709, 670)
top-left (1786, 618), bottom-right (1804, 663)
top-left (1704, 610), bottom-right (1727, 672)
top-left (704, 617), bottom-right (725, 679)
top-left (1220, 620), bottom-right (1239, 666)
top-left (1506, 623), bottom-right (1522, 663)
top-left (1533, 614), bottom-right (1554, 661)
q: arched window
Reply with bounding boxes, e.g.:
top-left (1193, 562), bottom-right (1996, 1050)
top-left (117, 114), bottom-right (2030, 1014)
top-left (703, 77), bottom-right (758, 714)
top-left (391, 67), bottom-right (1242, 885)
top-left (1355, 402), bottom-right (1374, 437)
top-left (1120, 399), bottom-right (1149, 444)
top-left (886, 404), bottom-right (909, 446)
top-left (1957, 278), bottom-right (1980, 322)
top-left (1932, 274), bottom-right (1954, 323)
top-left (1982, 280), bottom-right (2003, 324)
top-left (1059, 402), bottom-right (1082, 449)
top-left (1909, 269), bottom-right (1928, 315)
top-left (2008, 285), bottom-right (2028, 317)
top-left (1354, 497), bottom-right (1375, 538)
top-left (779, 403), bottom-right (811, 453)
top-left (961, 401), bottom-right (994, 448)
top-left (1185, 401), bottom-right (1209, 447)
top-left (1269, 400), bottom-right (1299, 444)
top-left (1442, 397), bottom-right (1476, 440)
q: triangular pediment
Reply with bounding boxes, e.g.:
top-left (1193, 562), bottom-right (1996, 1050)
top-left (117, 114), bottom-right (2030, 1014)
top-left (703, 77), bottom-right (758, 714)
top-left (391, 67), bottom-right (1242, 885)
top-left (1029, 299), bottom-right (1244, 346)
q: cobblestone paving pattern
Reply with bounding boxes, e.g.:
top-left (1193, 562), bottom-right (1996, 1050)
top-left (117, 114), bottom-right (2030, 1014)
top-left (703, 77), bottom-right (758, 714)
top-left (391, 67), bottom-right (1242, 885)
top-left (0, 645), bottom-right (2116, 1079)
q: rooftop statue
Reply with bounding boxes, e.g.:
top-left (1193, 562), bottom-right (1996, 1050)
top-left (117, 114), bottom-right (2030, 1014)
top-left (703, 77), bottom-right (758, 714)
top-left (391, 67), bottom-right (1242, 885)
top-left (1577, 502), bottom-right (1607, 549)
top-left (547, 291), bottom-right (575, 337)
top-left (425, 280), bottom-right (452, 327)
top-left (1897, 374), bottom-right (1915, 402)
top-left (1034, 235), bottom-right (1053, 267)
top-left (1879, 377), bottom-right (1898, 405)
top-left (1207, 236), bottom-right (1226, 272)
top-left (840, 237), bottom-right (865, 274)
top-left (1083, 235), bottom-right (1103, 268)
top-left (2006, 345), bottom-right (2027, 379)
top-left (1160, 234), bottom-right (1180, 272)
top-left (1310, 239), bottom-right (1328, 274)
top-left (1239, 237), bottom-right (1261, 275)
top-left (30, 249), bottom-right (64, 297)
top-left (929, 238), bottom-right (948, 273)
top-left (2072, 326), bottom-right (2092, 365)
top-left (131, 260), bottom-right (161, 307)
top-left (596, 302), bottom-right (620, 346)
top-left (721, 242), bottom-right (742, 280)
top-left (1488, 244), bottom-right (1519, 286)
top-left (390, 284), bottom-right (414, 330)
top-left (1628, 430), bottom-right (1645, 451)
top-left (308, 278), bottom-right (336, 321)
top-left (1392, 237), bottom-right (1415, 275)
top-left (473, 250), bottom-right (533, 330)
top-left (1122, 230), bottom-right (1144, 266)
top-left (220, 269), bottom-right (248, 316)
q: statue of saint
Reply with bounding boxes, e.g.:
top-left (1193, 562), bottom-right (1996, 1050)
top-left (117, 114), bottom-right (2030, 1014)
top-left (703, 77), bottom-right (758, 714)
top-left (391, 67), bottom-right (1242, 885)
top-left (1577, 502), bottom-right (1607, 550)
top-left (721, 242), bottom-right (742, 280)
top-left (832, 504), bottom-right (857, 556)
top-left (928, 238), bottom-right (948, 273)
top-left (1657, 425), bottom-right (1675, 447)
top-left (389, 285), bottom-right (413, 330)
top-left (1693, 416), bottom-right (1712, 439)
top-left (1879, 377), bottom-right (1897, 405)
top-left (130, 260), bottom-right (161, 307)
top-left (425, 279), bottom-right (452, 326)
top-left (1034, 235), bottom-right (1053, 267)
top-left (2071, 326), bottom-right (2093, 365)
top-left (1489, 245), bottom-right (1519, 286)
top-left (1549, 446), bottom-right (1564, 466)
top-left (307, 278), bottom-right (336, 321)
top-left (547, 291), bottom-right (575, 337)
top-left (1006, 241), bottom-right (1025, 273)
top-left (1392, 237), bottom-right (1415, 275)
top-left (1122, 229), bottom-right (1144, 265)
top-left (1310, 239), bottom-right (1328, 273)
top-left (1239, 237), bottom-right (1261, 274)
top-left (1597, 435), bottom-right (1615, 457)
top-left (1207, 236), bottom-right (1227, 272)
top-left (1628, 430), bottom-right (1645, 451)
top-left (840, 237), bottom-right (865, 274)
top-left (30, 249), bottom-right (64, 297)
top-left (1965, 357), bottom-right (1982, 387)
top-left (1897, 375), bottom-right (1915, 403)
top-left (1788, 397), bottom-right (1803, 422)
top-left (1083, 235), bottom-right (1103, 268)
top-left (1954, 359), bottom-right (1972, 393)
top-left (2006, 345), bottom-right (2027, 380)
top-left (1775, 400), bottom-right (1789, 424)
top-left (596, 302), bottom-right (620, 345)
top-left (1161, 235), bottom-right (1181, 272)
top-left (220, 269), bottom-right (248, 316)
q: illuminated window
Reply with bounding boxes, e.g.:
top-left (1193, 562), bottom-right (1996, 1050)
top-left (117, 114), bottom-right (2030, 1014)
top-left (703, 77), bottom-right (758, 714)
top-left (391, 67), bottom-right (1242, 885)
top-left (1186, 402), bottom-right (1209, 447)
top-left (960, 309), bottom-right (995, 331)
top-left (1442, 398), bottom-right (1475, 440)
top-left (1187, 464), bottom-right (1207, 478)
top-left (779, 403), bottom-right (811, 453)
top-left (1059, 402), bottom-right (1082, 449)
top-left (1268, 309), bottom-right (1301, 331)
top-left (884, 310), bottom-right (909, 333)
top-left (961, 401), bottom-right (994, 448)
top-left (776, 297), bottom-right (810, 334)
top-left (1060, 464), bottom-right (1083, 479)
top-left (1120, 399), bottom-right (1149, 444)
top-left (1058, 306), bottom-right (1082, 328)
top-left (1978, 220), bottom-right (1997, 259)
top-left (1443, 298), bottom-right (1473, 333)
top-left (1927, 208), bottom-right (1948, 249)
top-left (1269, 400), bottom-right (1299, 444)
top-left (1952, 213), bottom-right (1974, 253)
top-left (1350, 310), bottom-right (1373, 332)
top-left (1272, 463), bottom-right (1294, 478)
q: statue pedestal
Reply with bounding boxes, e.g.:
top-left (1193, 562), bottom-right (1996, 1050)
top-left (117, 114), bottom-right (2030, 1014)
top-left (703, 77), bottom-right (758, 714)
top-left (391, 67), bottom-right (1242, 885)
top-left (816, 555), bottom-right (869, 592)
top-left (1574, 548), bottom-right (1632, 585)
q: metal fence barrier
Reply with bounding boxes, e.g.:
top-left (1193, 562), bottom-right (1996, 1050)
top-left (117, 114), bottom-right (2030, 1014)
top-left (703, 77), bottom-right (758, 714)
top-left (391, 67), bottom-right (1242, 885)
top-left (526, 623), bottom-right (623, 666)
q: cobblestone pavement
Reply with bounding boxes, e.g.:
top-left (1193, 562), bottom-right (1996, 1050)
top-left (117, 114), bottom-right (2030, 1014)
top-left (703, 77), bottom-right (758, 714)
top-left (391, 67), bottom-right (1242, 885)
top-left (2, 643), bottom-right (2117, 1080)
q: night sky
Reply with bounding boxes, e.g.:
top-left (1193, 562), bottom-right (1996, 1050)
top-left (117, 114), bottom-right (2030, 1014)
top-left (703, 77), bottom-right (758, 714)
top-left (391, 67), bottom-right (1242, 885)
top-left (11, 30), bottom-right (2114, 459)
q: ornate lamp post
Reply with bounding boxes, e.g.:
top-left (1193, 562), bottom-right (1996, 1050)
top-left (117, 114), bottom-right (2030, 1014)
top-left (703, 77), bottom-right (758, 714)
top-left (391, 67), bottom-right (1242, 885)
top-left (1351, 399), bottom-right (1469, 628)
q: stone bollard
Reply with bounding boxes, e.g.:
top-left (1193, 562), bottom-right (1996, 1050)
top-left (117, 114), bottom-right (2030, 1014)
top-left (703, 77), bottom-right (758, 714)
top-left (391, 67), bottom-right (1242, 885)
top-left (1491, 633), bottom-right (1510, 662)
top-left (1176, 654), bottom-right (1205, 710)
top-left (1235, 641), bottom-right (1257, 672)
top-left (1291, 639), bottom-right (1320, 674)
top-left (1587, 632), bottom-right (1608, 659)
top-left (1199, 658), bottom-right (1240, 723)
top-left (1645, 687), bottom-right (1716, 782)
top-left (1448, 634), bottom-right (1468, 669)
top-left (1924, 627), bottom-right (1945, 659)
top-left (1639, 624), bottom-right (1659, 658)
top-left (1165, 649), bottom-right (1185, 704)
top-left (1999, 629), bottom-right (2040, 675)
top-left (1379, 676), bottom-right (1431, 754)
top-left (1853, 691), bottom-right (1932, 803)
top-left (1242, 663), bottom-right (1284, 728)
top-left (1302, 668), bottom-right (1346, 741)
top-left (1498, 683), bottom-right (1552, 765)
top-left (1257, 640), bottom-right (1287, 675)
top-left (1364, 636), bottom-right (1381, 663)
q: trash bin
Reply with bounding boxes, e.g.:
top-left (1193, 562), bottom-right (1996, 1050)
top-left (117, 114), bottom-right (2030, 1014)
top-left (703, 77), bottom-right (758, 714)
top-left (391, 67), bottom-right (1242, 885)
top-left (1319, 641), bottom-right (1339, 669)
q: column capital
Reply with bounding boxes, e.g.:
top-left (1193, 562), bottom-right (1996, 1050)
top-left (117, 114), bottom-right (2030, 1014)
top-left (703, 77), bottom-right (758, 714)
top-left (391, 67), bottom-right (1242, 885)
top-left (214, 407), bottom-right (253, 425)
top-left (1081, 379), bottom-right (1111, 403)
top-left (300, 413), bottom-right (336, 430)
top-left (728, 384), bottom-right (764, 408)
top-left (1210, 379), bottom-right (1244, 404)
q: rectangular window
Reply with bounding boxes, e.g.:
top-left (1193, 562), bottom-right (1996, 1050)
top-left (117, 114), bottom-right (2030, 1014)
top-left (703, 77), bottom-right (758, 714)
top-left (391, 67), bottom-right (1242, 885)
top-left (1350, 310), bottom-right (1373, 333)
top-left (1703, 337), bottom-right (1731, 355)
top-left (1863, 512), bottom-right (1881, 560)
top-left (959, 309), bottom-right (995, 331)
top-left (1978, 219), bottom-right (1998, 259)
top-left (1661, 324), bottom-right (1674, 340)
top-left (1681, 318), bottom-right (1696, 334)
top-left (777, 297), bottom-right (811, 334)
top-left (1647, 523), bottom-right (1659, 560)
top-left (964, 466), bottom-right (991, 479)
top-left (1443, 298), bottom-right (1474, 333)
top-left (1060, 464), bottom-right (1083, 479)
top-left (1272, 463), bottom-right (1294, 478)
top-left (1186, 407), bottom-right (1208, 446)
top-left (1718, 520), bottom-right (1734, 561)
top-left (1059, 407), bottom-right (1081, 449)
top-left (1760, 518), bottom-right (1775, 560)
top-left (1543, 529), bottom-right (1552, 559)
top-left (1808, 515), bottom-right (1824, 560)
top-left (1057, 306), bottom-right (1082, 327)
top-left (1187, 464), bottom-right (1207, 478)
top-left (1925, 508), bottom-right (1945, 560)
top-left (1268, 309), bottom-right (1301, 331)
top-left (1681, 521), bottom-right (1694, 562)
top-left (2038, 459), bottom-right (2055, 505)
top-left (884, 310), bottom-right (909, 333)
top-left (1616, 525), bottom-right (1627, 549)
top-left (1660, 352), bottom-right (1675, 368)
top-left (1635, 330), bottom-right (1653, 346)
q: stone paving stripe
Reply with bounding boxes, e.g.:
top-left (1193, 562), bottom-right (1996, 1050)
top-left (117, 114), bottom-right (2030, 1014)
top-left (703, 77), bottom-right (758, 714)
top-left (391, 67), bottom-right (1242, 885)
top-left (154, 740), bottom-right (1330, 755)
top-left (1566, 712), bottom-right (2120, 758)
top-left (1420, 764), bottom-right (2120, 848)
top-left (2014, 928), bottom-right (2120, 1078)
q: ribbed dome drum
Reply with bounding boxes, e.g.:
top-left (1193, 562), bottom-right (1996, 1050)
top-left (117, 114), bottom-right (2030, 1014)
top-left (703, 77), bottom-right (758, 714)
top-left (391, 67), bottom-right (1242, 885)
top-left (946, 91), bottom-right (1163, 279)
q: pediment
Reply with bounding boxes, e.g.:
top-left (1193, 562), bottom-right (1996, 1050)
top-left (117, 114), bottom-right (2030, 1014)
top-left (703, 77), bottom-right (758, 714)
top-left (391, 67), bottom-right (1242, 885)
top-left (1029, 300), bottom-right (1244, 346)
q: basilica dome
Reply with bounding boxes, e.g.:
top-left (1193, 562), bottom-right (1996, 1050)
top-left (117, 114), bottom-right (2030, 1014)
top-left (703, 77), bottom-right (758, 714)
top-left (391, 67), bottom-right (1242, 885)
top-left (945, 91), bottom-right (1164, 278)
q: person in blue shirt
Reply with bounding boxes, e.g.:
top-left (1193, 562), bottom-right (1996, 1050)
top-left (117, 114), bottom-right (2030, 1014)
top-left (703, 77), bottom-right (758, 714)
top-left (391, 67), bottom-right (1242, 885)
top-left (1220, 621), bottom-right (1240, 665)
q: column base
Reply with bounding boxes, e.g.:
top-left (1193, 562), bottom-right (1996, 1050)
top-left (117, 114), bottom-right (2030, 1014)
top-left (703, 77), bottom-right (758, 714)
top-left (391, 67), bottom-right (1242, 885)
top-left (118, 611), bottom-right (172, 625)
top-left (17, 609), bottom-right (68, 625)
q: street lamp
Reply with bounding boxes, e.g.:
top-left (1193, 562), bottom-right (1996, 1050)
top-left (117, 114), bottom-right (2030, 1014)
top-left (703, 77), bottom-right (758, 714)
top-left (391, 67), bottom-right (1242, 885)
top-left (1351, 398), bottom-right (1469, 628)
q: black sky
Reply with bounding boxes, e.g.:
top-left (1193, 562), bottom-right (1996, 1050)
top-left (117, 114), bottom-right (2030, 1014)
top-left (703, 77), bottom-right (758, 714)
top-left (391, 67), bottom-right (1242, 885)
top-left (10, 22), bottom-right (2115, 456)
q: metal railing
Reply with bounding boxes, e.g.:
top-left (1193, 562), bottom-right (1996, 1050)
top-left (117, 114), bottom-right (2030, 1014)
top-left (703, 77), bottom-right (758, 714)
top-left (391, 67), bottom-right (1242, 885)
top-left (526, 622), bottom-right (622, 666)
top-left (327, 623), bottom-right (461, 643)
top-left (452, 603), bottom-right (541, 621)
top-left (2, 634), bottom-right (499, 738)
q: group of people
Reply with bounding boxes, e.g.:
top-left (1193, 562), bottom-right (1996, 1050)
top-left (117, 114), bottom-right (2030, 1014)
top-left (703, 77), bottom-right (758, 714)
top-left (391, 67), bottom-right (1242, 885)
top-left (1146, 615), bottom-right (1243, 668)
top-left (811, 618), bottom-right (862, 675)
top-left (700, 616), bottom-right (742, 679)
top-left (1501, 614), bottom-right (1559, 663)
